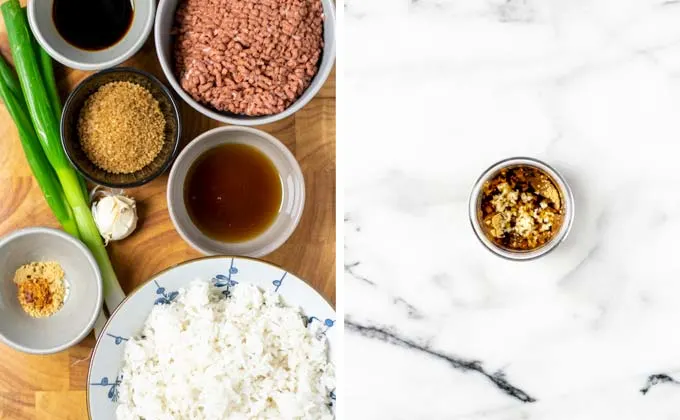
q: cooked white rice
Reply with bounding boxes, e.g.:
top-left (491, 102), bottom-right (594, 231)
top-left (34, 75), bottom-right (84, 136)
top-left (115, 280), bottom-right (335, 420)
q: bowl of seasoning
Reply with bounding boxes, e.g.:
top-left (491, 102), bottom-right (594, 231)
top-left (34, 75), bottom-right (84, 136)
top-left (28, 0), bottom-right (155, 71)
top-left (61, 67), bottom-right (181, 188)
top-left (0, 227), bottom-right (103, 354)
top-left (167, 126), bottom-right (305, 257)
top-left (469, 157), bottom-right (575, 261)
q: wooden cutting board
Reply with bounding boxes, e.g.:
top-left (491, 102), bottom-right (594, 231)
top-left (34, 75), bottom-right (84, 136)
top-left (0, 31), bottom-right (335, 420)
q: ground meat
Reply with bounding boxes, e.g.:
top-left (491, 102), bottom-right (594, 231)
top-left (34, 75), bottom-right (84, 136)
top-left (173, 0), bottom-right (324, 116)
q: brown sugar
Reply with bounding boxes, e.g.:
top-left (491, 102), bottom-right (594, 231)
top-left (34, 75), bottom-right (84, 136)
top-left (480, 166), bottom-right (564, 251)
top-left (78, 81), bottom-right (166, 174)
top-left (13, 261), bottom-right (67, 318)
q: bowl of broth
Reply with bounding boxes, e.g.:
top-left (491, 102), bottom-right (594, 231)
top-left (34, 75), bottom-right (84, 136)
top-left (28, 0), bottom-right (155, 71)
top-left (167, 126), bottom-right (305, 257)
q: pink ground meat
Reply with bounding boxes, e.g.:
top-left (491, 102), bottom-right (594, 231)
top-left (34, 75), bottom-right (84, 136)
top-left (174, 0), bottom-right (324, 116)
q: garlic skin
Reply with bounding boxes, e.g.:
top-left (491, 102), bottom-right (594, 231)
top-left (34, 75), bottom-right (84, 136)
top-left (91, 194), bottom-right (138, 244)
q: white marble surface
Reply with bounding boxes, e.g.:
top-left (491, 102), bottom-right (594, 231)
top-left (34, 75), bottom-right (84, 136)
top-left (344, 0), bottom-right (680, 418)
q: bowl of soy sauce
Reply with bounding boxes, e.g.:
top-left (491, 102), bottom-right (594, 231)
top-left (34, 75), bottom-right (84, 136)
top-left (28, 0), bottom-right (155, 71)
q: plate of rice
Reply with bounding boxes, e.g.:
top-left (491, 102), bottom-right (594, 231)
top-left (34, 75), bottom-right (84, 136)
top-left (87, 256), bottom-right (336, 420)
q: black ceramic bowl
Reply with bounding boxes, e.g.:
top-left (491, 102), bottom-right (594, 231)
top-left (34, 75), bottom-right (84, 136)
top-left (61, 67), bottom-right (181, 188)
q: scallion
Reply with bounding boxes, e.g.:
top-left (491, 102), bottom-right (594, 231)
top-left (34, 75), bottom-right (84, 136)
top-left (0, 55), bottom-right (78, 237)
top-left (1, 0), bottom-right (124, 309)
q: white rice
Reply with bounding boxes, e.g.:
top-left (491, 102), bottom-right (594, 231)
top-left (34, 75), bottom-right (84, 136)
top-left (115, 280), bottom-right (335, 420)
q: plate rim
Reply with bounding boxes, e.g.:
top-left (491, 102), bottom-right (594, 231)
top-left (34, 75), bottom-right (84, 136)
top-left (86, 255), bottom-right (335, 419)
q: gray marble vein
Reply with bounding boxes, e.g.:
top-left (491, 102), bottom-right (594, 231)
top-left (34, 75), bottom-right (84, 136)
top-left (345, 0), bottom-right (680, 417)
top-left (347, 319), bottom-right (537, 403)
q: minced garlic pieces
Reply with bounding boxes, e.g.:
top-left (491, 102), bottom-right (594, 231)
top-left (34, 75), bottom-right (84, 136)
top-left (480, 166), bottom-right (563, 250)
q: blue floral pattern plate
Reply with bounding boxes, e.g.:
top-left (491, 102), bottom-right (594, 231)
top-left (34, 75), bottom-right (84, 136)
top-left (87, 256), bottom-right (336, 419)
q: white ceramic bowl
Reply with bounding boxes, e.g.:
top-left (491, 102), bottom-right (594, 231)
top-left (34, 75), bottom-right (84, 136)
top-left (154, 0), bottom-right (336, 125)
top-left (0, 227), bottom-right (103, 354)
top-left (167, 126), bottom-right (305, 257)
top-left (87, 256), bottom-right (336, 419)
top-left (28, 0), bottom-right (156, 71)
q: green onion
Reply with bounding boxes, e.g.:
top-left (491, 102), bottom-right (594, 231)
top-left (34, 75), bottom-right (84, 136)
top-left (19, 6), bottom-right (86, 198)
top-left (3, 2), bottom-right (66, 172)
top-left (2, 0), bottom-right (124, 307)
top-left (0, 55), bottom-right (78, 237)
top-left (0, 52), bottom-right (23, 102)
top-left (38, 48), bottom-right (62, 120)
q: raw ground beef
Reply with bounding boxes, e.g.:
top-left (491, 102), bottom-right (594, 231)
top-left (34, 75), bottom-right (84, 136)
top-left (174, 0), bottom-right (324, 116)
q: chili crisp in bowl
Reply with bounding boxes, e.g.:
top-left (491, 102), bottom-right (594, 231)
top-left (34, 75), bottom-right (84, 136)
top-left (469, 157), bottom-right (575, 261)
top-left (61, 67), bottom-right (181, 189)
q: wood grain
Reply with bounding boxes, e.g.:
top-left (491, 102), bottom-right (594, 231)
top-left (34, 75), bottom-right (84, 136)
top-left (0, 26), bottom-right (335, 420)
top-left (35, 392), bottom-right (87, 420)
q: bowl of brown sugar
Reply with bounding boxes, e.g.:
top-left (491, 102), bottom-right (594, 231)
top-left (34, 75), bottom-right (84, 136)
top-left (61, 68), bottom-right (182, 188)
top-left (469, 157), bottom-right (575, 261)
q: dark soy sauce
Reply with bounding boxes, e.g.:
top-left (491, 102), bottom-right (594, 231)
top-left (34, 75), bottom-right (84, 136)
top-left (53, 0), bottom-right (134, 51)
top-left (184, 144), bottom-right (283, 243)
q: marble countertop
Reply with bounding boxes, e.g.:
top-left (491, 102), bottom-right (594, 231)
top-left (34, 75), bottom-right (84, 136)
top-left (344, 0), bottom-right (680, 418)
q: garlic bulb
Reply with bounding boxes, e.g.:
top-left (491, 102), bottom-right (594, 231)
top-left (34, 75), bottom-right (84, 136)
top-left (91, 192), bottom-right (138, 244)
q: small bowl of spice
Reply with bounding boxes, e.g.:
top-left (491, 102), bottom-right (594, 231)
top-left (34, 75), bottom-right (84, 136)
top-left (61, 67), bottom-right (181, 188)
top-left (469, 157), bottom-right (575, 261)
top-left (0, 227), bottom-right (103, 354)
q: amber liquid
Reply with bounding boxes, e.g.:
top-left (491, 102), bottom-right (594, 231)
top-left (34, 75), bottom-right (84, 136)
top-left (184, 144), bottom-right (282, 242)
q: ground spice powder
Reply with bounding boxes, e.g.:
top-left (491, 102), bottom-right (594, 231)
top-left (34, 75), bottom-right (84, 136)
top-left (13, 261), bottom-right (67, 318)
top-left (78, 81), bottom-right (166, 174)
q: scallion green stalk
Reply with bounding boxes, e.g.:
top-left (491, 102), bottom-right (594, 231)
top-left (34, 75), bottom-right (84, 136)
top-left (0, 52), bottom-right (23, 102)
top-left (0, 55), bottom-right (78, 237)
top-left (2, 0), bottom-right (123, 308)
top-left (39, 49), bottom-right (61, 119)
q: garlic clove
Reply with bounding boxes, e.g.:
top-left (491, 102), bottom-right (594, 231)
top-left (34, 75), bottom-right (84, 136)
top-left (91, 194), bottom-right (138, 244)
